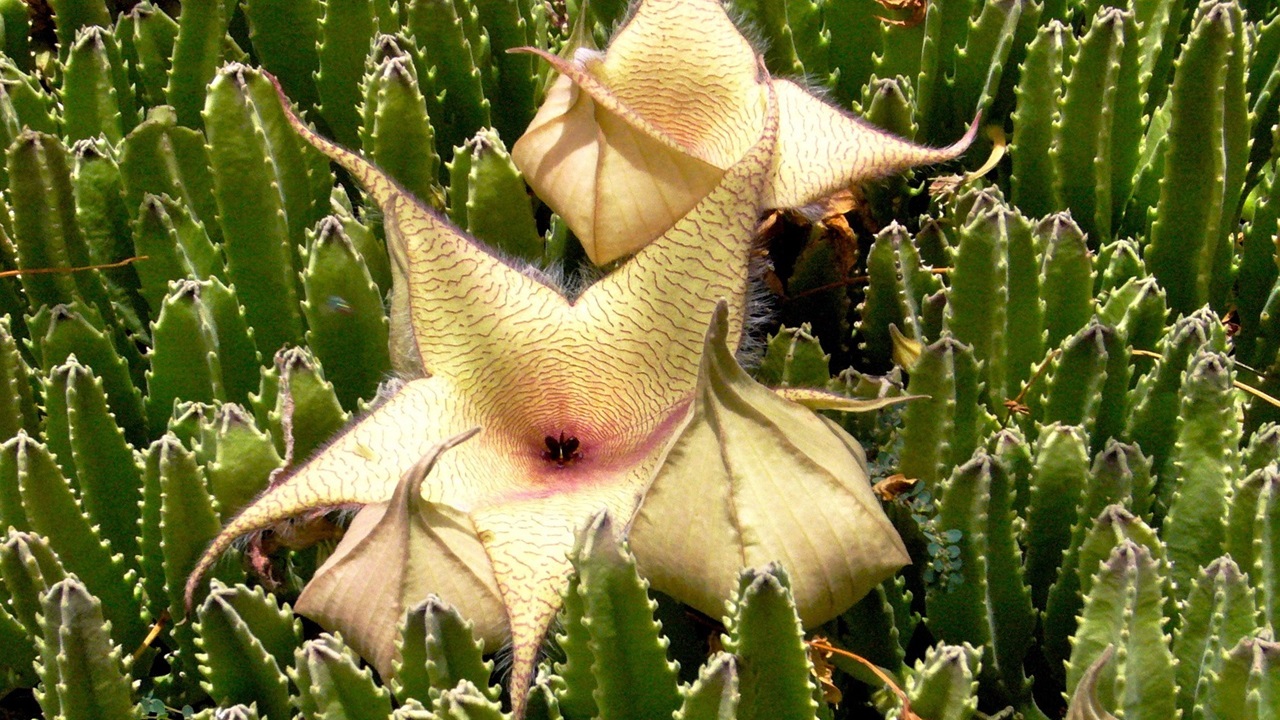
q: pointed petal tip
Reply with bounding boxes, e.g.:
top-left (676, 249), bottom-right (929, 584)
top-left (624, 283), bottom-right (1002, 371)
top-left (706, 300), bottom-right (731, 341)
top-left (577, 508), bottom-right (615, 553)
top-left (182, 568), bottom-right (201, 619)
top-left (296, 429), bottom-right (507, 679)
top-left (773, 387), bottom-right (924, 413)
top-left (185, 426), bottom-right (483, 620)
top-left (946, 112), bottom-right (983, 159)
top-left (637, 302), bottom-right (910, 626)
top-left (270, 68), bottom-right (409, 212)
top-left (510, 45), bottom-right (549, 60)
top-left (184, 529), bottom-right (240, 619)
top-left (442, 426), bottom-right (483, 451)
top-left (400, 427), bottom-right (483, 507)
top-left (264, 68), bottom-right (286, 104)
top-left (901, 112), bottom-right (982, 168)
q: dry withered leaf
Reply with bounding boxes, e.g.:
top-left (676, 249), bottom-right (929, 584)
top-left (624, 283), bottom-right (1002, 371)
top-left (873, 474), bottom-right (919, 501)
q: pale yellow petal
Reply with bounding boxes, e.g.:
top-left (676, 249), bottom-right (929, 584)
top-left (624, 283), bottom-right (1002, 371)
top-left (185, 378), bottom-right (490, 609)
top-left (630, 303), bottom-right (909, 627)
top-left (513, 0), bottom-right (974, 259)
top-left (512, 48), bottom-right (727, 264)
top-left (446, 81), bottom-right (776, 446)
top-left (275, 76), bottom-right (570, 380)
top-left (628, 402), bottom-right (740, 614)
top-left (588, 103), bottom-right (723, 263)
top-left (574, 80), bottom-right (778, 402)
top-left (321, 136), bottom-right (694, 436)
top-left (516, 0), bottom-right (763, 168)
top-left (295, 429), bottom-right (506, 678)
top-left (772, 387), bottom-right (922, 412)
top-left (471, 481), bottom-right (652, 718)
top-left (510, 73), bottom-right (603, 258)
top-left (598, 0), bottom-right (762, 167)
top-left (515, 48), bottom-right (708, 164)
top-left (767, 79), bottom-right (979, 208)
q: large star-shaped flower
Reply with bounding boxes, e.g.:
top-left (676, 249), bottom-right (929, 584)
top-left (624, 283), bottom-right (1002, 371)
top-left (187, 77), bottom-right (915, 718)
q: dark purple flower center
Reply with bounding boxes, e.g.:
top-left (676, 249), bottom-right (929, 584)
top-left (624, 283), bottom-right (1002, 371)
top-left (542, 432), bottom-right (582, 466)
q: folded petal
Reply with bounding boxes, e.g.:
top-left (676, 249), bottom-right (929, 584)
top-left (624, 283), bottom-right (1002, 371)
top-left (513, 0), bottom-right (976, 259)
top-left (508, 74), bottom-right (605, 259)
top-left (510, 0), bottom-right (767, 266)
top-left (185, 377), bottom-right (492, 609)
top-left (280, 68), bottom-right (752, 420)
top-left (296, 429), bottom-right (506, 678)
top-left (587, 102), bottom-right (724, 262)
top-left (516, 0), bottom-right (762, 171)
top-left (512, 49), bottom-right (725, 264)
top-left (577, 78), bottom-right (778, 382)
top-left (629, 303), bottom-right (909, 627)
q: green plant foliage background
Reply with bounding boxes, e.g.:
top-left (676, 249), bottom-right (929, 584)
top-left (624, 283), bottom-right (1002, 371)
top-left (0, 0), bottom-right (1276, 718)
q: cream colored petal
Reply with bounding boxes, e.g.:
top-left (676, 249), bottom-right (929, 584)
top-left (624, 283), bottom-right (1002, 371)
top-left (510, 57), bottom-right (725, 266)
top-left (275, 69), bottom-right (705, 457)
top-left (471, 480), bottom-right (655, 719)
top-left (185, 377), bottom-right (490, 610)
top-left (514, 2), bottom-right (972, 258)
top-left (628, 398), bottom-right (741, 616)
top-left (772, 387), bottom-right (922, 412)
top-left (598, 0), bottom-right (762, 167)
top-left (588, 104), bottom-right (724, 263)
top-left (767, 79), bottom-right (978, 209)
top-left (575, 79), bottom-right (778, 397)
top-left (280, 68), bottom-right (703, 430)
top-left (295, 430), bottom-right (506, 678)
top-left (513, 48), bottom-right (728, 265)
top-left (510, 73), bottom-right (602, 258)
top-left (516, 48), bottom-right (703, 163)
top-left (629, 303), bottom-right (909, 627)
top-left (275, 76), bottom-right (571, 380)
top-left (453, 84), bottom-right (775, 442)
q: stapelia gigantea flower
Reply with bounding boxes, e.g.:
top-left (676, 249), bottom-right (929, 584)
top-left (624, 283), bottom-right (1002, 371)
top-left (511, 0), bottom-right (978, 265)
top-left (187, 84), bottom-right (908, 717)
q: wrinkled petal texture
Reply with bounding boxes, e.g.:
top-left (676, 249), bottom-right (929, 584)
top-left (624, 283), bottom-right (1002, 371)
top-left (184, 377), bottom-right (488, 605)
top-left (768, 79), bottom-right (980, 208)
top-left (595, 0), bottom-right (762, 167)
top-left (630, 304), bottom-right (909, 627)
top-left (513, 59), bottom-right (727, 264)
